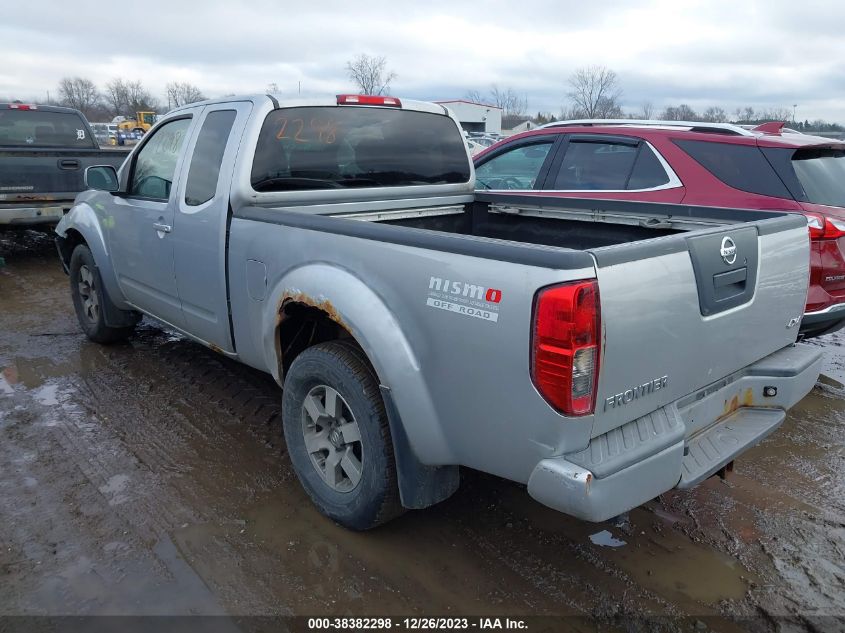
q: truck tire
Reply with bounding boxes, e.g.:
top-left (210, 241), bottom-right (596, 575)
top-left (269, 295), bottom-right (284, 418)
top-left (69, 244), bottom-right (136, 344)
top-left (282, 340), bottom-right (404, 530)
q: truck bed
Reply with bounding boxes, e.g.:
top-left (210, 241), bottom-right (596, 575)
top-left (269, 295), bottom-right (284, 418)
top-left (371, 194), bottom-right (788, 252)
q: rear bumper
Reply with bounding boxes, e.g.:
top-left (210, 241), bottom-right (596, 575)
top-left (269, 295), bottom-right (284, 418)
top-left (526, 344), bottom-right (822, 522)
top-left (801, 302), bottom-right (845, 336)
top-left (0, 206), bottom-right (65, 226)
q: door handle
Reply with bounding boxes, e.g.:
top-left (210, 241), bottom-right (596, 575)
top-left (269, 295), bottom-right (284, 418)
top-left (152, 222), bottom-right (172, 233)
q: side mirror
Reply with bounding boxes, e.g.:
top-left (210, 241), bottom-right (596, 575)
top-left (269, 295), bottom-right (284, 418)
top-left (84, 165), bottom-right (120, 193)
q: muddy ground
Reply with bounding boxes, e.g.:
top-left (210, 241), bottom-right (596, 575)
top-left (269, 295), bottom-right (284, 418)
top-left (1, 229), bottom-right (843, 631)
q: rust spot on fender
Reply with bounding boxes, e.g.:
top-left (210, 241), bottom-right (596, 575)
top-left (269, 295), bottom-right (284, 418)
top-left (585, 472), bottom-right (592, 495)
top-left (208, 343), bottom-right (224, 355)
top-left (277, 291), bottom-right (349, 332)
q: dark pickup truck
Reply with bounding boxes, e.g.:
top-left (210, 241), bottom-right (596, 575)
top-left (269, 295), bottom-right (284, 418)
top-left (0, 103), bottom-right (130, 226)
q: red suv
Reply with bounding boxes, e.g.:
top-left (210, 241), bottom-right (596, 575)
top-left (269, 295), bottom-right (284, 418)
top-left (473, 120), bottom-right (845, 338)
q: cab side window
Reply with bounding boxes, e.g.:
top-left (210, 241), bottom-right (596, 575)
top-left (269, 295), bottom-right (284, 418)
top-left (185, 110), bottom-right (237, 206)
top-left (553, 141), bottom-right (637, 190)
top-left (129, 118), bottom-right (191, 200)
top-left (475, 142), bottom-right (553, 190)
top-left (553, 140), bottom-right (671, 191)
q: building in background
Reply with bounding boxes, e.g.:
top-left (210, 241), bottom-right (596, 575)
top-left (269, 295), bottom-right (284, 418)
top-left (505, 120), bottom-right (541, 135)
top-left (434, 100), bottom-right (502, 135)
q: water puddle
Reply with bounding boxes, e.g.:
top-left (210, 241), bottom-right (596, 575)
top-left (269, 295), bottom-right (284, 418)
top-left (589, 529), bottom-right (626, 547)
top-left (98, 474), bottom-right (131, 506)
top-left (0, 372), bottom-right (14, 395)
top-left (33, 383), bottom-right (60, 406)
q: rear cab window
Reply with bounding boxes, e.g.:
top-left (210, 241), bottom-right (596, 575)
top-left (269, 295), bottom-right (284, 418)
top-left (185, 110), bottom-right (237, 206)
top-left (251, 107), bottom-right (470, 191)
top-left (0, 109), bottom-right (96, 148)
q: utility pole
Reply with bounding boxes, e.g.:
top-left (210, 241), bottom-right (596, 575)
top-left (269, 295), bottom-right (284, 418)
top-left (793, 104), bottom-right (797, 125)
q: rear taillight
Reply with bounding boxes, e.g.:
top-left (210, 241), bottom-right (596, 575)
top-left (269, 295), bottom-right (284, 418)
top-left (8, 103), bottom-right (36, 110)
top-left (531, 280), bottom-right (601, 416)
top-left (806, 213), bottom-right (845, 240)
top-left (336, 94), bottom-right (401, 107)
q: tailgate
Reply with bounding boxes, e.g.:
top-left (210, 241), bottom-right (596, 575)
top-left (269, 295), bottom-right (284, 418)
top-left (0, 150), bottom-right (128, 198)
top-left (589, 214), bottom-right (809, 437)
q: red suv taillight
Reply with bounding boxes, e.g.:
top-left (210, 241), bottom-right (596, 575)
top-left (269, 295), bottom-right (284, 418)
top-left (806, 213), bottom-right (845, 240)
top-left (531, 280), bottom-right (601, 416)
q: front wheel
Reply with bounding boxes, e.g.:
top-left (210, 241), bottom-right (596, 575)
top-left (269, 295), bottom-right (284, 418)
top-left (282, 341), bottom-right (404, 530)
top-left (69, 245), bottom-right (136, 344)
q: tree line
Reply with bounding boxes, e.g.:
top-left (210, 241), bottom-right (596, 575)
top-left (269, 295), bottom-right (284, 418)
top-left (11, 59), bottom-right (840, 131)
top-left (467, 65), bottom-right (842, 131)
top-left (8, 77), bottom-right (207, 123)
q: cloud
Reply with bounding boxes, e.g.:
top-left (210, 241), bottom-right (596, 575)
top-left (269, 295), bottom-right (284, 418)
top-left (1, 0), bottom-right (843, 122)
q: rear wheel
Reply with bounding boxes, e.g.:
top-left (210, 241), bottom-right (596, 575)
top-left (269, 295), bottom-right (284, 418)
top-left (69, 245), bottom-right (136, 344)
top-left (282, 341), bottom-right (404, 530)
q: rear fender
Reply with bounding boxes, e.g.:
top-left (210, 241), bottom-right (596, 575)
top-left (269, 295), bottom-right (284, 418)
top-left (263, 264), bottom-right (459, 505)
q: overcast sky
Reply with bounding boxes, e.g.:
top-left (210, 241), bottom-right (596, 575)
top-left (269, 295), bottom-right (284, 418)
top-left (2, 0), bottom-right (843, 122)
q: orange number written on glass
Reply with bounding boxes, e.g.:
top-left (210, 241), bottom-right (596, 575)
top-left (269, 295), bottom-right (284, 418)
top-left (275, 117), bottom-right (338, 144)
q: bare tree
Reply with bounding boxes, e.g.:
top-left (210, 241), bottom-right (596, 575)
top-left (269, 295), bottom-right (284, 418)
top-left (57, 77), bottom-right (101, 117)
top-left (560, 104), bottom-right (585, 120)
top-left (701, 106), bottom-right (727, 122)
top-left (464, 86), bottom-right (527, 118)
top-left (464, 89), bottom-right (484, 104)
top-left (166, 82), bottom-right (206, 108)
top-left (661, 104), bottom-right (697, 121)
top-left (638, 101), bottom-right (655, 119)
top-left (345, 54), bottom-right (397, 95)
top-left (760, 107), bottom-right (791, 122)
top-left (490, 85), bottom-right (527, 118)
top-left (566, 66), bottom-right (623, 119)
top-left (105, 79), bottom-right (158, 118)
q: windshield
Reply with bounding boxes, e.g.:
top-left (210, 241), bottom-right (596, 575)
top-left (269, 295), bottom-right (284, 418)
top-left (792, 148), bottom-right (845, 207)
top-left (251, 106), bottom-right (470, 191)
top-left (0, 109), bottom-right (96, 148)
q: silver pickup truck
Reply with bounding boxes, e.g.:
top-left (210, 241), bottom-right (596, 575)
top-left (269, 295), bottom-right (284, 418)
top-left (55, 94), bottom-right (822, 530)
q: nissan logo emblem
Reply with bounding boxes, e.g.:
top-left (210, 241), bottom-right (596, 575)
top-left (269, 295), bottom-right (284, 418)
top-left (720, 236), bottom-right (737, 265)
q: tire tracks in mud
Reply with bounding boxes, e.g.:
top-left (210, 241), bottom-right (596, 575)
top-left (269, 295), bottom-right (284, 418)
top-left (3, 238), bottom-right (844, 624)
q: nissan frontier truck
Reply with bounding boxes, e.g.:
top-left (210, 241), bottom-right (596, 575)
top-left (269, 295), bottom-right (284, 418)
top-left (55, 94), bottom-right (822, 529)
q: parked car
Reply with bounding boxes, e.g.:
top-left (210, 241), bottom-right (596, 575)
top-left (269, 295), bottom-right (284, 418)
top-left (465, 139), bottom-right (486, 155)
top-left (473, 119), bottom-right (845, 338)
top-left (471, 136), bottom-right (498, 148)
top-left (56, 95), bottom-right (820, 530)
top-left (89, 122), bottom-right (112, 145)
top-left (0, 104), bottom-right (130, 226)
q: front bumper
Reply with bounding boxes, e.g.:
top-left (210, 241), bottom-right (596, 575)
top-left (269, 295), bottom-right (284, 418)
top-left (526, 344), bottom-right (822, 522)
top-left (0, 206), bottom-right (65, 226)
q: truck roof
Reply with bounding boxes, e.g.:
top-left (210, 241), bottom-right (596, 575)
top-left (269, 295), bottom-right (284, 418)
top-left (1, 103), bottom-right (86, 115)
top-left (166, 94), bottom-right (450, 118)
